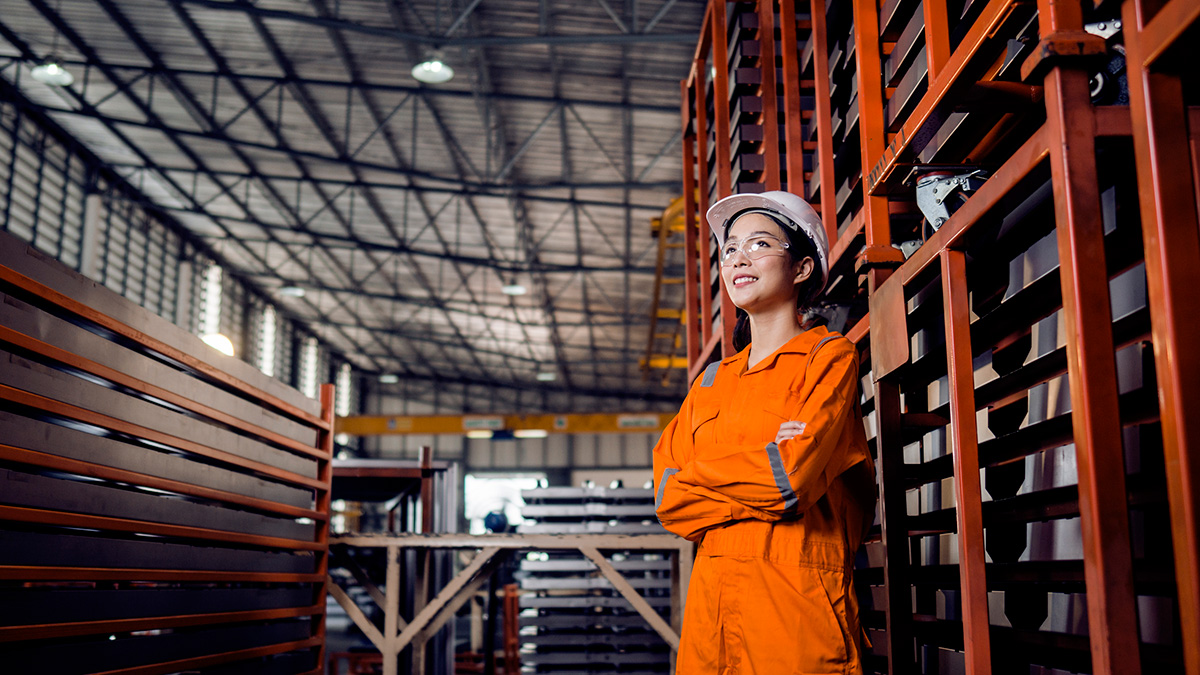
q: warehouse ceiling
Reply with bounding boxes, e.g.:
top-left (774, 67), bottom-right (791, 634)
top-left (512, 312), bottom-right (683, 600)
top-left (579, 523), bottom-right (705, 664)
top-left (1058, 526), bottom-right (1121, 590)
top-left (0, 0), bottom-right (702, 403)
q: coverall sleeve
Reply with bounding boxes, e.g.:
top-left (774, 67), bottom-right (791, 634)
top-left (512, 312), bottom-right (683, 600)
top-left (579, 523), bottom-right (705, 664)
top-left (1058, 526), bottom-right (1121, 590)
top-left (673, 344), bottom-right (859, 517)
top-left (653, 398), bottom-right (758, 541)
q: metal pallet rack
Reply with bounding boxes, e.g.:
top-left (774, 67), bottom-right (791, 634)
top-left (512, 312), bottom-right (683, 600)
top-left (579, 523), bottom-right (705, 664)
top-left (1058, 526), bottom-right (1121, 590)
top-left (516, 487), bottom-right (673, 674)
top-left (680, 1), bottom-right (1198, 674)
top-left (0, 230), bottom-right (334, 674)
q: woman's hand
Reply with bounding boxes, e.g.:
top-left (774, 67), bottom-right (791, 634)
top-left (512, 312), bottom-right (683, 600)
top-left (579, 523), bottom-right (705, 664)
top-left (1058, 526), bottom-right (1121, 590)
top-left (775, 420), bottom-right (807, 444)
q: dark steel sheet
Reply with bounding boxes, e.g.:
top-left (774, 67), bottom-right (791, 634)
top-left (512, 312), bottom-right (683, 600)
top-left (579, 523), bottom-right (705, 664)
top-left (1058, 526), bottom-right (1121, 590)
top-left (0, 587), bottom-right (312, 626)
top-left (0, 237), bottom-right (321, 425)
top-left (0, 293), bottom-right (317, 446)
top-left (0, 350), bottom-right (317, 479)
top-left (885, 1), bottom-right (927, 86)
top-left (1, 620), bottom-right (312, 674)
top-left (0, 411), bottom-right (312, 509)
top-left (0, 467), bottom-right (314, 540)
top-left (0, 529), bottom-right (316, 573)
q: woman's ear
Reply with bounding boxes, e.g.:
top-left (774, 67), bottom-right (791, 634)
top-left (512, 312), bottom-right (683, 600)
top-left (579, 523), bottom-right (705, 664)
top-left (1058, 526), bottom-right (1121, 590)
top-left (793, 257), bottom-right (815, 285)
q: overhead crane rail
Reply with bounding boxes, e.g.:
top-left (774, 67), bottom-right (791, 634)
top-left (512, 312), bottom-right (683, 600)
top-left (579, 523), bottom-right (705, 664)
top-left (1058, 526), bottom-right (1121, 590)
top-left (338, 411), bottom-right (672, 436)
top-left (679, 1), bottom-right (1198, 674)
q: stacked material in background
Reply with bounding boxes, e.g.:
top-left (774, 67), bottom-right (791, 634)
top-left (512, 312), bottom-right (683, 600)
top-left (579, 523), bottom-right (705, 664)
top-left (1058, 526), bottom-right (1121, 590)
top-left (516, 486), bottom-right (672, 673)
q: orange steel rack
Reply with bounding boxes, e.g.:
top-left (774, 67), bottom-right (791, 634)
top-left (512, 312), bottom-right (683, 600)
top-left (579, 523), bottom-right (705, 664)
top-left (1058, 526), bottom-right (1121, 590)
top-left (0, 231), bottom-right (334, 675)
top-left (680, 1), bottom-right (1197, 674)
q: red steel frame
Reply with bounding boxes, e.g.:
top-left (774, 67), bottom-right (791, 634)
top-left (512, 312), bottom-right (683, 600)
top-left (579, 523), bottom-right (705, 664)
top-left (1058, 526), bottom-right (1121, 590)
top-left (682, 1), bottom-right (1198, 674)
top-left (1039, 4), bottom-right (1141, 673)
top-left (681, 0), bottom-right (849, 384)
top-left (1123, 1), bottom-right (1200, 673)
top-left (940, 249), bottom-right (991, 673)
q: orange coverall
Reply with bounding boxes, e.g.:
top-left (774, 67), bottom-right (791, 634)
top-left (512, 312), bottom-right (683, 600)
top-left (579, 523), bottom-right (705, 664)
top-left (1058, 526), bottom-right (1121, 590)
top-left (653, 326), bottom-right (876, 674)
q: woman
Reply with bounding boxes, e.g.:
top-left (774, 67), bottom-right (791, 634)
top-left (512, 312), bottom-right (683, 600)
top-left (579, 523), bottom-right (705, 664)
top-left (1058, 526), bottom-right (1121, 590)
top-left (653, 191), bottom-right (875, 674)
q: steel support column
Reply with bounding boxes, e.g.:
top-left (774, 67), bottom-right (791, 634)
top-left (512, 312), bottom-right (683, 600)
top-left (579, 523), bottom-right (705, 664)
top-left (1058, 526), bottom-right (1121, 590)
top-left (1040, 1), bottom-right (1141, 670)
top-left (780, 0), bottom-right (806, 200)
top-left (940, 249), bottom-right (992, 674)
top-left (681, 119), bottom-right (701, 369)
top-left (808, 0), bottom-right (839, 246)
top-left (758, 0), bottom-right (782, 191)
top-left (873, 378), bottom-right (915, 674)
top-left (1122, 2), bottom-right (1200, 672)
top-left (854, 0), bottom-right (893, 292)
top-left (694, 65), bottom-right (715, 350)
top-left (712, 3), bottom-right (737, 356)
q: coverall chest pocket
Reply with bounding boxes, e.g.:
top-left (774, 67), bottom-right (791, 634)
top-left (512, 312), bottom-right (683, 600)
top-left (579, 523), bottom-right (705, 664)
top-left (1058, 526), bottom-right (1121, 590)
top-left (690, 399), bottom-right (721, 448)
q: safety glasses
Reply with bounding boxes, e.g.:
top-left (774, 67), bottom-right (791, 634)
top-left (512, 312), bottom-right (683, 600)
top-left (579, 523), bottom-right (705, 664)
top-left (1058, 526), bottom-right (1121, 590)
top-left (719, 234), bottom-right (790, 266)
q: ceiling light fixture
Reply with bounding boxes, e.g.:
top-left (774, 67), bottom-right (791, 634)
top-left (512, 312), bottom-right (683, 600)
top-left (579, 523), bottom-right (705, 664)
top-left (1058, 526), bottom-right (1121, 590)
top-left (412, 49), bottom-right (454, 84)
top-left (201, 333), bottom-right (235, 356)
top-left (501, 284), bottom-right (527, 296)
top-left (466, 430), bottom-right (494, 439)
top-left (278, 285), bottom-right (306, 297)
top-left (536, 372), bottom-right (557, 382)
top-left (378, 374), bottom-right (400, 384)
top-left (514, 429), bottom-right (549, 439)
top-left (30, 58), bottom-right (74, 87)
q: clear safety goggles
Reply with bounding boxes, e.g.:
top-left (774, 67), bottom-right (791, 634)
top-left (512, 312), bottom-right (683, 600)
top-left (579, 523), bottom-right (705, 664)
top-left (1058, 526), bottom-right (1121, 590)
top-left (719, 234), bottom-right (790, 266)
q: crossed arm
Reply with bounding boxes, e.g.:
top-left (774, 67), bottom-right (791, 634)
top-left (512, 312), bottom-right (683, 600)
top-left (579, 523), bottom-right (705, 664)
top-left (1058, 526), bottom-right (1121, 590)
top-left (652, 348), bottom-right (858, 541)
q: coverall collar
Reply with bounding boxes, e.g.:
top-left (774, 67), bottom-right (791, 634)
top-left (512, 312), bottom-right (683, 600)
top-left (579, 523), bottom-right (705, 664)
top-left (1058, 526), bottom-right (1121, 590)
top-left (724, 324), bottom-right (833, 375)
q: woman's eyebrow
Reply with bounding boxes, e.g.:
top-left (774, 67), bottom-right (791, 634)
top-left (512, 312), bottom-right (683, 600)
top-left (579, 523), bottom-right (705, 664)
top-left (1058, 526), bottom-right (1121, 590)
top-left (727, 230), bottom-right (776, 241)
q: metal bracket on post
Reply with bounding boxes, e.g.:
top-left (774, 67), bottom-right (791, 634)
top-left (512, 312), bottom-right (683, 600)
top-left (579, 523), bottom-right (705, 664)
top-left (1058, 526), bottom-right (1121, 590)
top-left (915, 169), bottom-right (989, 232)
top-left (854, 245), bottom-right (907, 274)
top-left (1019, 30), bottom-right (1108, 82)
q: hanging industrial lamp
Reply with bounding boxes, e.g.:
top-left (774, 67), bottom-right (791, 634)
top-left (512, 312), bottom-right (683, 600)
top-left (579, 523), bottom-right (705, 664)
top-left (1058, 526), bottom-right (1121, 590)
top-left (30, 58), bottom-right (74, 86)
top-left (411, 49), bottom-right (454, 84)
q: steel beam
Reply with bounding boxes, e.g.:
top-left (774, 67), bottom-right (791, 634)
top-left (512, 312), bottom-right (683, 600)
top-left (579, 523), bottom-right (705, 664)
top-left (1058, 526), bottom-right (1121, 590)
top-left (694, 60), bottom-right (714, 349)
top-left (174, 0), bottom-right (697, 46)
top-left (780, 0), bottom-right (806, 200)
top-left (758, 0), bottom-right (782, 191)
top-left (940, 249), bottom-right (992, 674)
top-left (874, 378), bottom-right (915, 674)
top-left (68, 62), bottom-right (678, 113)
top-left (1040, 1), bottom-right (1141, 669)
top-left (711, 4), bottom-right (736, 355)
top-left (35, 104), bottom-right (678, 192)
top-left (864, 0), bottom-right (1021, 195)
top-left (2, 11), bottom-right (396, 377)
top-left (809, 0), bottom-right (839, 247)
top-left (338, 411), bottom-right (673, 436)
top-left (680, 121), bottom-right (700, 368)
top-left (853, 0), bottom-right (893, 292)
top-left (1123, 3), bottom-right (1200, 672)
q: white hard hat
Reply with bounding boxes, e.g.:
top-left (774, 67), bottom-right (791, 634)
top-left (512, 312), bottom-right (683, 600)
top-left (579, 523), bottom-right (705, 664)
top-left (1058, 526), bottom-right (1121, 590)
top-left (705, 191), bottom-right (829, 293)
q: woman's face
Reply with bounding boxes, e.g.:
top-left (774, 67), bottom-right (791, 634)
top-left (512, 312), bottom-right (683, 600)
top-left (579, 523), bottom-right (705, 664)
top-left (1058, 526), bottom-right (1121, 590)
top-left (720, 213), bottom-right (813, 314)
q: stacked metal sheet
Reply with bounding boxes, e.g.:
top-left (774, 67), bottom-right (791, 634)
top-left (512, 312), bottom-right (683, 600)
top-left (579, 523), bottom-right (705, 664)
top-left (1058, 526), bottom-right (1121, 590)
top-left (516, 486), bottom-right (664, 535)
top-left (516, 486), bottom-right (672, 673)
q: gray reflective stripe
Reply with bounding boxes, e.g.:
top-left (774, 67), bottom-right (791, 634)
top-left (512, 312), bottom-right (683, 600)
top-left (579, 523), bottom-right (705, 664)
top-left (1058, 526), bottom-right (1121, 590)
top-left (655, 467), bottom-right (680, 509)
top-left (765, 441), bottom-right (799, 515)
top-left (700, 362), bottom-right (720, 387)
top-left (809, 334), bottom-right (842, 362)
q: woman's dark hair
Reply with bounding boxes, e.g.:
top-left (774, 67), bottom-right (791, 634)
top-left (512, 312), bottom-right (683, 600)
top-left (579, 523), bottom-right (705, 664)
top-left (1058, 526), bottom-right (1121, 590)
top-left (726, 211), bottom-right (824, 352)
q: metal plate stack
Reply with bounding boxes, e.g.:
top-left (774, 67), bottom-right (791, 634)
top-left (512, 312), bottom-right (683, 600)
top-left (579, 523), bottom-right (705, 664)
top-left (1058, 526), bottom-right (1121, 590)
top-left (516, 486), bottom-right (665, 535)
top-left (516, 486), bottom-right (672, 673)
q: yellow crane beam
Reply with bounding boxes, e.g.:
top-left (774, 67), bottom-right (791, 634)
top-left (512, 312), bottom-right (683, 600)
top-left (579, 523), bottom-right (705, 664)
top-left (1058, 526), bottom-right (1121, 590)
top-left (336, 412), bottom-right (674, 436)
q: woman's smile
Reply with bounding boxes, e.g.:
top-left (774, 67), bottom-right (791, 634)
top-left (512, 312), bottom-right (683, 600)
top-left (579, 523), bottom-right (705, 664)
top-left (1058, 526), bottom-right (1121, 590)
top-left (731, 272), bottom-right (759, 287)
